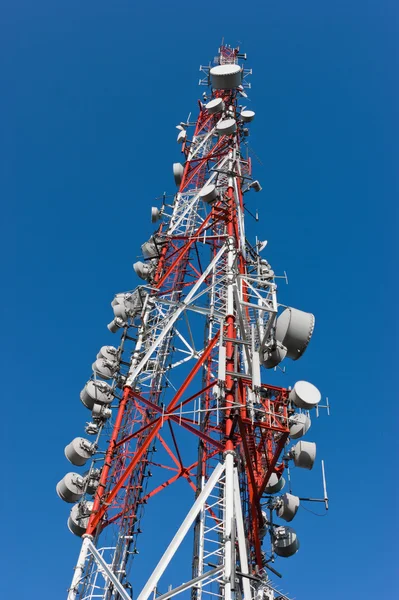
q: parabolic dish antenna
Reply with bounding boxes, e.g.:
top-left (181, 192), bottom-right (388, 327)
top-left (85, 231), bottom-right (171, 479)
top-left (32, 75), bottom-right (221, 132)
top-left (210, 64), bottom-right (242, 89)
top-left (68, 502), bottom-right (94, 537)
top-left (241, 109), bottom-right (255, 122)
top-left (289, 413), bottom-right (311, 439)
top-left (173, 162), bottom-right (184, 186)
top-left (216, 118), bottom-right (237, 136)
top-left (199, 184), bottom-right (217, 204)
top-left (264, 473), bottom-right (286, 494)
top-left (291, 440), bottom-right (316, 470)
top-left (206, 98), bottom-right (225, 114)
top-left (273, 526), bottom-right (300, 557)
top-left (289, 381), bottom-right (321, 410)
top-left (275, 307), bottom-right (315, 360)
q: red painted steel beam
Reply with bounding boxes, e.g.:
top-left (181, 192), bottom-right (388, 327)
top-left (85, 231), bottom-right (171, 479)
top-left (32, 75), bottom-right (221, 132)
top-left (88, 333), bottom-right (221, 532)
top-left (114, 417), bottom-right (159, 450)
top-left (256, 432), bottom-right (289, 500)
top-left (87, 416), bottom-right (163, 533)
top-left (168, 414), bottom-right (224, 451)
top-left (142, 472), bottom-right (182, 502)
top-left (129, 391), bottom-right (225, 451)
top-left (155, 209), bottom-right (216, 289)
top-left (86, 387), bottom-right (131, 533)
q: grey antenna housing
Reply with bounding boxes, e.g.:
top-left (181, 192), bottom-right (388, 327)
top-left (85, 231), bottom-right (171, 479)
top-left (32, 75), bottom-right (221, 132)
top-left (141, 238), bottom-right (161, 260)
top-left (275, 307), bottom-right (315, 360)
top-left (65, 437), bottom-right (96, 467)
top-left (291, 441), bottom-right (316, 470)
top-left (92, 358), bottom-right (118, 380)
top-left (206, 98), bottom-right (225, 114)
top-left (111, 294), bottom-right (131, 321)
top-left (259, 260), bottom-right (274, 287)
top-left (80, 380), bottom-right (114, 410)
top-left (115, 288), bottom-right (147, 323)
top-left (85, 422), bottom-right (100, 436)
top-left (289, 413), bottom-right (311, 439)
top-left (177, 129), bottom-right (187, 144)
top-left (257, 240), bottom-right (268, 252)
top-left (133, 260), bottom-right (154, 281)
top-left (68, 501), bottom-right (94, 537)
top-left (241, 109), bottom-right (255, 122)
top-left (85, 469), bottom-right (101, 496)
top-left (289, 381), bottom-right (321, 410)
top-left (248, 180), bottom-right (262, 192)
top-left (216, 118), bottom-right (237, 136)
top-left (96, 345), bottom-right (118, 362)
top-left (173, 162), bottom-right (184, 186)
top-left (92, 403), bottom-right (112, 421)
top-left (262, 341), bottom-right (287, 369)
top-left (273, 526), bottom-right (300, 557)
top-left (56, 473), bottom-right (85, 503)
top-left (210, 64), bottom-right (242, 89)
top-left (151, 207), bottom-right (162, 222)
top-left (199, 184), bottom-right (218, 204)
top-left (112, 291), bottom-right (143, 322)
top-left (107, 317), bottom-right (125, 333)
top-left (259, 510), bottom-right (269, 538)
top-left (264, 473), bottom-right (286, 495)
top-left (275, 493), bottom-right (300, 522)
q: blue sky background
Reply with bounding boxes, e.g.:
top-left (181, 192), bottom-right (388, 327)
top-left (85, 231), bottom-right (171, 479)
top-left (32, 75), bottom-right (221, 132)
top-left (1, 1), bottom-right (397, 598)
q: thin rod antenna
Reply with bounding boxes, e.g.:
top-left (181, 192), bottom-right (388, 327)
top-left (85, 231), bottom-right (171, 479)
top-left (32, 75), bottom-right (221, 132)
top-left (321, 459), bottom-right (329, 510)
top-left (298, 460), bottom-right (329, 510)
top-left (243, 205), bottom-right (259, 221)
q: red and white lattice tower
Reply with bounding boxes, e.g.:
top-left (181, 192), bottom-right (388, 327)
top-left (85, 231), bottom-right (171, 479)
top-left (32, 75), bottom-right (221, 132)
top-left (58, 45), bottom-right (327, 600)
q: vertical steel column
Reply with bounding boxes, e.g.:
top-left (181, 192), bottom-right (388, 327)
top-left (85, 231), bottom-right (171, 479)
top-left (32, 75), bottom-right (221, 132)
top-left (223, 451), bottom-right (235, 600)
top-left (67, 536), bottom-right (92, 600)
top-left (86, 386), bottom-right (131, 536)
top-left (233, 468), bottom-right (252, 600)
top-left (137, 462), bottom-right (225, 600)
top-left (225, 149), bottom-right (237, 449)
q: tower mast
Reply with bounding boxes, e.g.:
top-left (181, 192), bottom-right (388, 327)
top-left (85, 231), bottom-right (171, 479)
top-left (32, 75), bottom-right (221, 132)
top-left (58, 44), bottom-right (326, 600)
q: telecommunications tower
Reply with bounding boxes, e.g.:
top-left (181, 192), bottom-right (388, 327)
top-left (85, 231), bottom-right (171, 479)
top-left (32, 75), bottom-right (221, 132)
top-left (57, 45), bottom-right (328, 600)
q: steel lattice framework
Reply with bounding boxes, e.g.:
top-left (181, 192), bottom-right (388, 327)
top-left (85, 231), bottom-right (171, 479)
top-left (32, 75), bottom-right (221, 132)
top-left (58, 45), bottom-right (326, 600)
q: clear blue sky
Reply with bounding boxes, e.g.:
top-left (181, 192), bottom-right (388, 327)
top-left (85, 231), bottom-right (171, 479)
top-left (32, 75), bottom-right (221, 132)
top-left (2, 1), bottom-right (397, 599)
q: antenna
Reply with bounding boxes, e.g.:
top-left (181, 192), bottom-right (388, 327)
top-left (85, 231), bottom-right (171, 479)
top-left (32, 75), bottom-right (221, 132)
top-left (257, 240), bottom-right (268, 252)
top-left (322, 459), bottom-right (329, 510)
top-left (58, 43), bottom-right (328, 600)
top-left (297, 460), bottom-right (329, 511)
top-left (243, 205), bottom-right (259, 221)
top-left (316, 395), bottom-right (331, 417)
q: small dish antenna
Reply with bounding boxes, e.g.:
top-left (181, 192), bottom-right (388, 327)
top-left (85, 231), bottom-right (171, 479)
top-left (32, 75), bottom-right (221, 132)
top-left (264, 473), bottom-right (286, 494)
top-left (273, 526), bottom-right (300, 558)
top-left (257, 240), bottom-right (268, 252)
top-left (151, 207), bottom-right (162, 223)
top-left (275, 493), bottom-right (300, 522)
top-left (290, 440), bottom-right (317, 470)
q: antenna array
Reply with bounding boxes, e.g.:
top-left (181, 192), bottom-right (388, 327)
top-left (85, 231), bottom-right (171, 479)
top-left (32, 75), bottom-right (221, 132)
top-left (57, 44), bottom-right (328, 600)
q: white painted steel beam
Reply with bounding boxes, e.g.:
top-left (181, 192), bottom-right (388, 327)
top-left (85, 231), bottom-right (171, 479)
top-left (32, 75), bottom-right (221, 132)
top-left (86, 540), bottom-right (132, 600)
top-left (233, 468), bottom-right (252, 600)
top-left (223, 452), bottom-right (235, 600)
top-left (67, 536), bottom-right (91, 600)
top-left (137, 461), bottom-right (225, 600)
top-left (126, 244), bottom-right (227, 387)
top-left (155, 566), bottom-right (224, 600)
